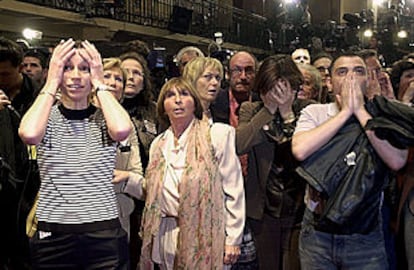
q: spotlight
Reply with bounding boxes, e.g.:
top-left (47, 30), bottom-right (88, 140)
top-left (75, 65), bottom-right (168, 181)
top-left (398, 30), bottom-right (408, 39)
top-left (373, 0), bottom-right (385, 6)
top-left (22, 28), bottom-right (43, 40)
top-left (363, 29), bottom-right (373, 37)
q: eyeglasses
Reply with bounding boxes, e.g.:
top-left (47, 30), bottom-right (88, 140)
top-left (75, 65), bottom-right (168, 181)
top-left (316, 66), bottom-right (330, 73)
top-left (230, 66), bottom-right (255, 77)
top-left (202, 74), bottom-right (222, 82)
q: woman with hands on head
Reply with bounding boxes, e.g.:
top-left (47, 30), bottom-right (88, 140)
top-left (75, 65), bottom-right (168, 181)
top-left (19, 39), bottom-right (132, 269)
top-left (140, 77), bottom-right (245, 270)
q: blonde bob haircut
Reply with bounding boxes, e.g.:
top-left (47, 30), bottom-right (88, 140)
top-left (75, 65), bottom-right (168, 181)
top-left (103, 57), bottom-right (127, 89)
top-left (157, 77), bottom-right (203, 126)
top-left (182, 57), bottom-right (224, 89)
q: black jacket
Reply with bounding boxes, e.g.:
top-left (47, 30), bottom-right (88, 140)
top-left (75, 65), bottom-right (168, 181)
top-left (297, 96), bottom-right (414, 234)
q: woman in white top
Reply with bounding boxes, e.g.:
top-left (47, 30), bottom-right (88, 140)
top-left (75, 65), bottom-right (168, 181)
top-left (140, 77), bottom-right (245, 269)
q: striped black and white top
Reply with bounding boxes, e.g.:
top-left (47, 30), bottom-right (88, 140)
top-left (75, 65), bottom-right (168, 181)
top-left (36, 105), bottom-right (119, 232)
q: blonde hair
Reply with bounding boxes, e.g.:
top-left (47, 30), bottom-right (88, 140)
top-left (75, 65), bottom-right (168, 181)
top-left (182, 57), bottom-right (223, 89)
top-left (103, 57), bottom-right (127, 89)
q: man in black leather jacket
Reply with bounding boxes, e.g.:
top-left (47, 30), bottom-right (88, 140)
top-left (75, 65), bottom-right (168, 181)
top-left (292, 52), bottom-right (409, 270)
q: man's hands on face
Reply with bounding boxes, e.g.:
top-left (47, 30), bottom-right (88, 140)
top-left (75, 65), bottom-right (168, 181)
top-left (337, 73), bottom-right (366, 118)
top-left (0, 89), bottom-right (11, 111)
top-left (379, 72), bottom-right (395, 99)
top-left (401, 80), bottom-right (414, 105)
top-left (366, 69), bottom-right (381, 100)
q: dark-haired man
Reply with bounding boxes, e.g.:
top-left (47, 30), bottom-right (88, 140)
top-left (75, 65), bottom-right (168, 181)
top-left (0, 36), bottom-right (38, 269)
top-left (23, 48), bottom-right (48, 93)
top-left (292, 53), bottom-right (408, 269)
top-left (357, 49), bottom-right (394, 99)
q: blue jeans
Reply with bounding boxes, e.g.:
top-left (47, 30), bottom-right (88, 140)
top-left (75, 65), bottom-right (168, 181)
top-left (404, 197), bottom-right (414, 270)
top-left (299, 209), bottom-right (388, 270)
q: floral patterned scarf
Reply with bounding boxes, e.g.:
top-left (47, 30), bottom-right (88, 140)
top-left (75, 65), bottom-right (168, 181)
top-left (140, 119), bottom-right (225, 269)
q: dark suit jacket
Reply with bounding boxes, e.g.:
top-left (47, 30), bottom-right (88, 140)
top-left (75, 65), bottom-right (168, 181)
top-left (236, 99), bottom-right (313, 220)
top-left (211, 88), bottom-right (261, 125)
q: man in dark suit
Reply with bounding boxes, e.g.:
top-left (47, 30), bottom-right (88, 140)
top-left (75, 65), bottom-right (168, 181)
top-left (211, 51), bottom-right (257, 126)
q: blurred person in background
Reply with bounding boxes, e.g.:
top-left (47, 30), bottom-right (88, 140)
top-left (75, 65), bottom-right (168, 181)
top-left (0, 36), bottom-right (38, 270)
top-left (357, 49), bottom-right (395, 100)
top-left (174, 46), bottom-right (204, 75)
top-left (120, 50), bottom-right (159, 269)
top-left (297, 63), bottom-right (322, 102)
top-left (292, 48), bottom-right (311, 65)
top-left (311, 52), bottom-right (333, 103)
top-left (22, 48), bottom-right (49, 94)
top-left (391, 58), bottom-right (414, 270)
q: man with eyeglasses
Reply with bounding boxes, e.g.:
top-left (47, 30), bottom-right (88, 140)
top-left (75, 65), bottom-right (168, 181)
top-left (174, 46), bottom-right (204, 75)
top-left (311, 52), bottom-right (334, 103)
top-left (211, 51), bottom-right (257, 126)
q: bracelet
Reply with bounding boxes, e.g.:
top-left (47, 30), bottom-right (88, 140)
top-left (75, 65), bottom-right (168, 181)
top-left (95, 84), bottom-right (114, 93)
top-left (38, 90), bottom-right (56, 99)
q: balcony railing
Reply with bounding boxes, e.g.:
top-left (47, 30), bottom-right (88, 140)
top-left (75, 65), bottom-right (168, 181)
top-left (17, 0), bottom-right (270, 51)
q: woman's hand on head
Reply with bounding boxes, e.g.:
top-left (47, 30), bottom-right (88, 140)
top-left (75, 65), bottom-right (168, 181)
top-left (79, 40), bottom-right (104, 89)
top-left (46, 39), bottom-right (76, 89)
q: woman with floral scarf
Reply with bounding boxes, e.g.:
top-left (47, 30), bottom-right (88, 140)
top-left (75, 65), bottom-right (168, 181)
top-left (140, 77), bottom-right (245, 269)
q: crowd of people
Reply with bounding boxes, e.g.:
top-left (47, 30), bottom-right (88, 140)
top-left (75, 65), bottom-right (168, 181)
top-left (0, 33), bottom-right (414, 270)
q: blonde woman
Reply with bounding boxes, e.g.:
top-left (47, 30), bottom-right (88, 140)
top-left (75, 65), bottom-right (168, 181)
top-left (182, 57), bottom-right (223, 123)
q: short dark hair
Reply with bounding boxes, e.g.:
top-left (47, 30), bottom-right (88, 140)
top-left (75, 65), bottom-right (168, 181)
top-left (0, 36), bottom-right (23, 67)
top-left (356, 49), bottom-right (378, 61)
top-left (390, 59), bottom-right (414, 98)
top-left (254, 54), bottom-right (303, 95)
top-left (331, 51), bottom-right (365, 72)
top-left (24, 48), bottom-right (49, 68)
top-left (311, 52), bottom-right (333, 65)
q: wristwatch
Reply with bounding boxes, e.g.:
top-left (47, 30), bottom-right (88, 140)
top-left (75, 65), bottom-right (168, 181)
top-left (95, 84), bottom-right (114, 93)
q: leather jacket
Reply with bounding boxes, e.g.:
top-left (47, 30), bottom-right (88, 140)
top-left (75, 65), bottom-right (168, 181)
top-left (297, 96), bottom-right (414, 234)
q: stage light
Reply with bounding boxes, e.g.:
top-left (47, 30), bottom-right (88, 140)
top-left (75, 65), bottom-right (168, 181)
top-left (398, 30), bottom-right (408, 39)
top-left (373, 0), bottom-right (385, 6)
top-left (363, 29), bottom-right (373, 37)
top-left (22, 28), bottom-right (43, 40)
